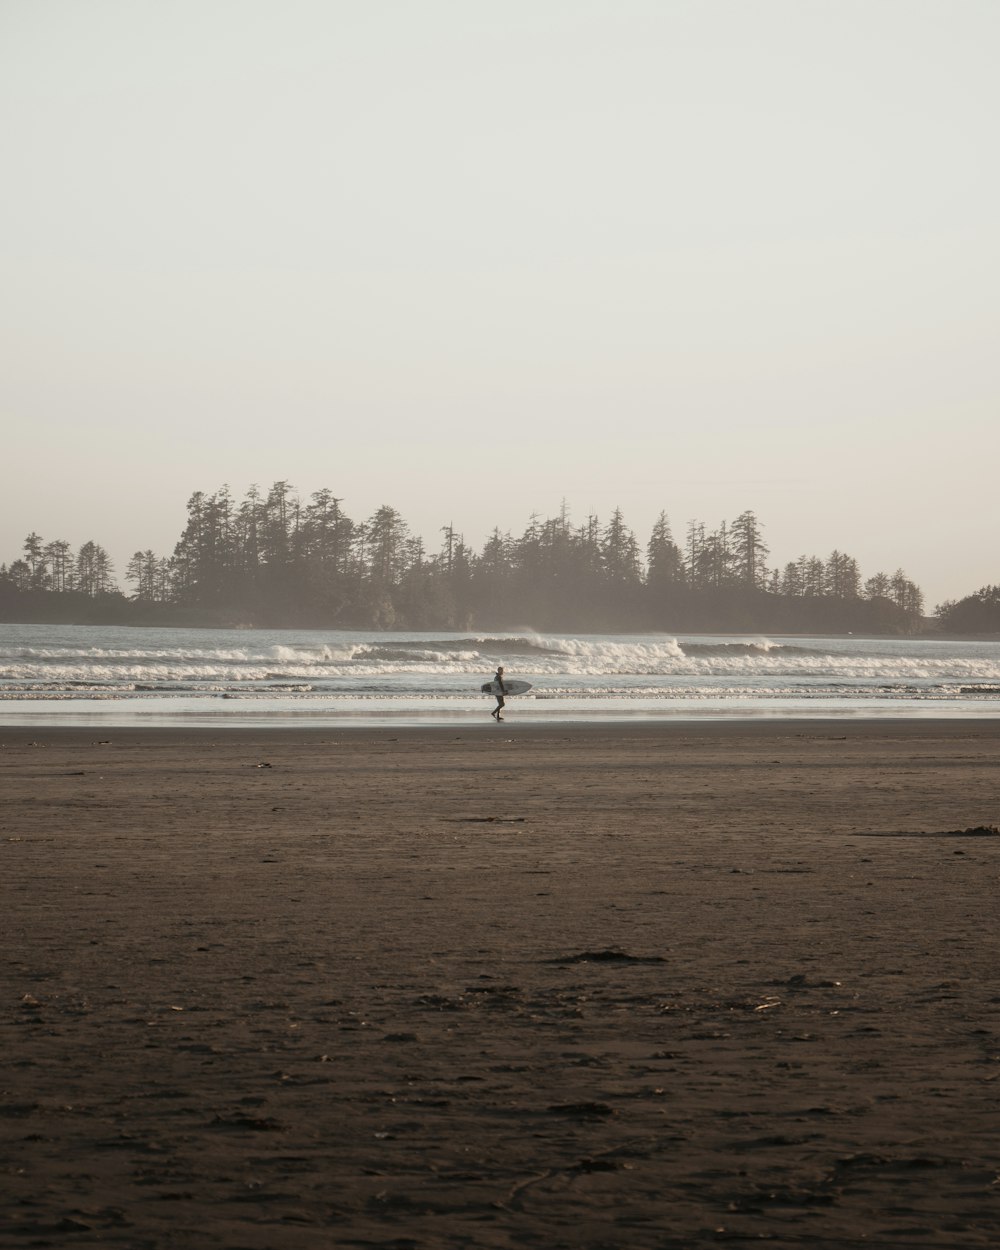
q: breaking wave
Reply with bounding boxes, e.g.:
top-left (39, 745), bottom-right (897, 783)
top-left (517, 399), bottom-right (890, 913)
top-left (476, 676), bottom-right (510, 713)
top-left (3, 624), bottom-right (1000, 719)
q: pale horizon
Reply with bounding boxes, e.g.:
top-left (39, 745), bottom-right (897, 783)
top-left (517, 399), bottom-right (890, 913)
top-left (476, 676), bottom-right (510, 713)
top-left (2, 0), bottom-right (998, 613)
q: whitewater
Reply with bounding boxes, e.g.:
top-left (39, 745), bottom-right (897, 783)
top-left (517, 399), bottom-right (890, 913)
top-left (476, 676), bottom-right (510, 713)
top-left (2, 623), bottom-right (999, 727)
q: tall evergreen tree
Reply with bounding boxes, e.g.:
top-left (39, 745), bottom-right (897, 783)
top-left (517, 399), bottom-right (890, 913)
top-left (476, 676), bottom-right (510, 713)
top-left (602, 508), bottom-right (642, 586)
top-left (646, 512), bottom-right (685, 590)
top-left (366, 505), bottom-right (410, 587)
top-left (76, 542), bottom-right (115, 596)
top-left (825, 550), bottom-right (861, 599)
top-left (730, 510), bottom-right (769, 589)
top-left (43, 540), bottom-right (74, 592)
top-left (22, 533), bottom-right (47, 589)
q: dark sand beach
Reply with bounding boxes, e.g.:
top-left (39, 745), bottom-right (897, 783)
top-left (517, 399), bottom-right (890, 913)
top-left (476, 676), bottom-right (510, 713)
top-left (3, 720), bottom-right (1000, 1248)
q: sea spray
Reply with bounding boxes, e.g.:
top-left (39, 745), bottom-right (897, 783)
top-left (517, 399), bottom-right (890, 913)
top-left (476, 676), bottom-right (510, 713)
top-left (2, 623), bottom-right (999, 722)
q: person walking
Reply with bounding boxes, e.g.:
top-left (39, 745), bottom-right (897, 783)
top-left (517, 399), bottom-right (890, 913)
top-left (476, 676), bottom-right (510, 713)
top-left (491, 665), bottom-right (507, 720)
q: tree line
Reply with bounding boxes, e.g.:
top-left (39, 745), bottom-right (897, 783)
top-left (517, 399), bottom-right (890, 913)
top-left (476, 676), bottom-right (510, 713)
top-left (1, 481), bottom-right (934, 633)
top-left (935, 585), bottom-right (1000, 635)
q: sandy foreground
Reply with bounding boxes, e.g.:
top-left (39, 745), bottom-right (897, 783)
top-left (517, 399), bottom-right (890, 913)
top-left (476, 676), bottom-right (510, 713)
top-left (2, 719), bottom-right (1000, 1250)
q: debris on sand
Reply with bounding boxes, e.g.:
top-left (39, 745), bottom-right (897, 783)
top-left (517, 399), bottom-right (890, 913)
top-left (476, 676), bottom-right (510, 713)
top-left (547, 1102), bottom-right (616, 1118)
top-left (549, 949), bottom-right (667, 965)
top-left (860, 825), bottom-right (999, 838)
top-left (450, 816), bottom-right (527, 823)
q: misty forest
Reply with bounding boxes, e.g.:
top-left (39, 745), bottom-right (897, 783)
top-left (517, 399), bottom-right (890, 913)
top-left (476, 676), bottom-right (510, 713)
top-left (1, 481), bottom-right (993, 634)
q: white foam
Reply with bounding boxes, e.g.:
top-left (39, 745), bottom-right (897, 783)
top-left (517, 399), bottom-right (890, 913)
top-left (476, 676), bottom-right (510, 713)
top-left (4, 628), bottom-right (1000, 715)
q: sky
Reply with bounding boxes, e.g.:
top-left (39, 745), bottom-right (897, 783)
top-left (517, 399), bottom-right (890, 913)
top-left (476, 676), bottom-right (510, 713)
top-left (1, 0), bottom-right (998, 611)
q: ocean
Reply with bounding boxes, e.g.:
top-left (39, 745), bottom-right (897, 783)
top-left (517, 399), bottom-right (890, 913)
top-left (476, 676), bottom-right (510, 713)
top-left (1, 622), bottom-right (999, 728)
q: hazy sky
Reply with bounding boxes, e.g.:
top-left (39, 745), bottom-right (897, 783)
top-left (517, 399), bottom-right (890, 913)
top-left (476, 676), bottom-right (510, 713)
top-left (2, 0), bottom-right (997, 610)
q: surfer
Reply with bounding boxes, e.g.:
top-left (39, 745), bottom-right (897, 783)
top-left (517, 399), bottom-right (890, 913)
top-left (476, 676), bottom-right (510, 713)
top-left (491, 666), bottom-right (507, 720)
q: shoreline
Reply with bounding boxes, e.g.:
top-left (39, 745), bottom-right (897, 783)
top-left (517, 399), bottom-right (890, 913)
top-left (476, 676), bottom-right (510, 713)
top-left (5, 714), bottom-right (1000, 746)
top-left (3, 614), bottom-right (998, 642)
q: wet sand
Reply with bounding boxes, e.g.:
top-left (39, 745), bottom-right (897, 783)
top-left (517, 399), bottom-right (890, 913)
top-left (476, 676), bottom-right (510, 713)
top-left (3, 720), bottom-right (1000, 1248)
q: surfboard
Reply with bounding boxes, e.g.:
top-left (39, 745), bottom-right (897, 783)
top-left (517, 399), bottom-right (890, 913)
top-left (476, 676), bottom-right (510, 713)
top-left (480, 679), bottom-right (532, 696)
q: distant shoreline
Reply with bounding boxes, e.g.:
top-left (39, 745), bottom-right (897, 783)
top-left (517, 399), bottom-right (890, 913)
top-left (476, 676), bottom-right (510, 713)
top-left (1, 614), bottom-right (997, 643)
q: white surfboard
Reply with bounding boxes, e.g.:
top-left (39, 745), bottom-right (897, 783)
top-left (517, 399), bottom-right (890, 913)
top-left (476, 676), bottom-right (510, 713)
top-left (480, 679), bottom-right (532, 696)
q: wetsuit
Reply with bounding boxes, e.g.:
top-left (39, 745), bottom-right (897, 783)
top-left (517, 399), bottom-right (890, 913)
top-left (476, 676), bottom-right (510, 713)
top-left (492, 670), bottom-right (507, 719)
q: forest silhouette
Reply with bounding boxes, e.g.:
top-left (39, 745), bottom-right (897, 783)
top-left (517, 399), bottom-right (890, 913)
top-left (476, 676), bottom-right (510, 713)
top-left (0, 481), bottom-right (952, 634)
